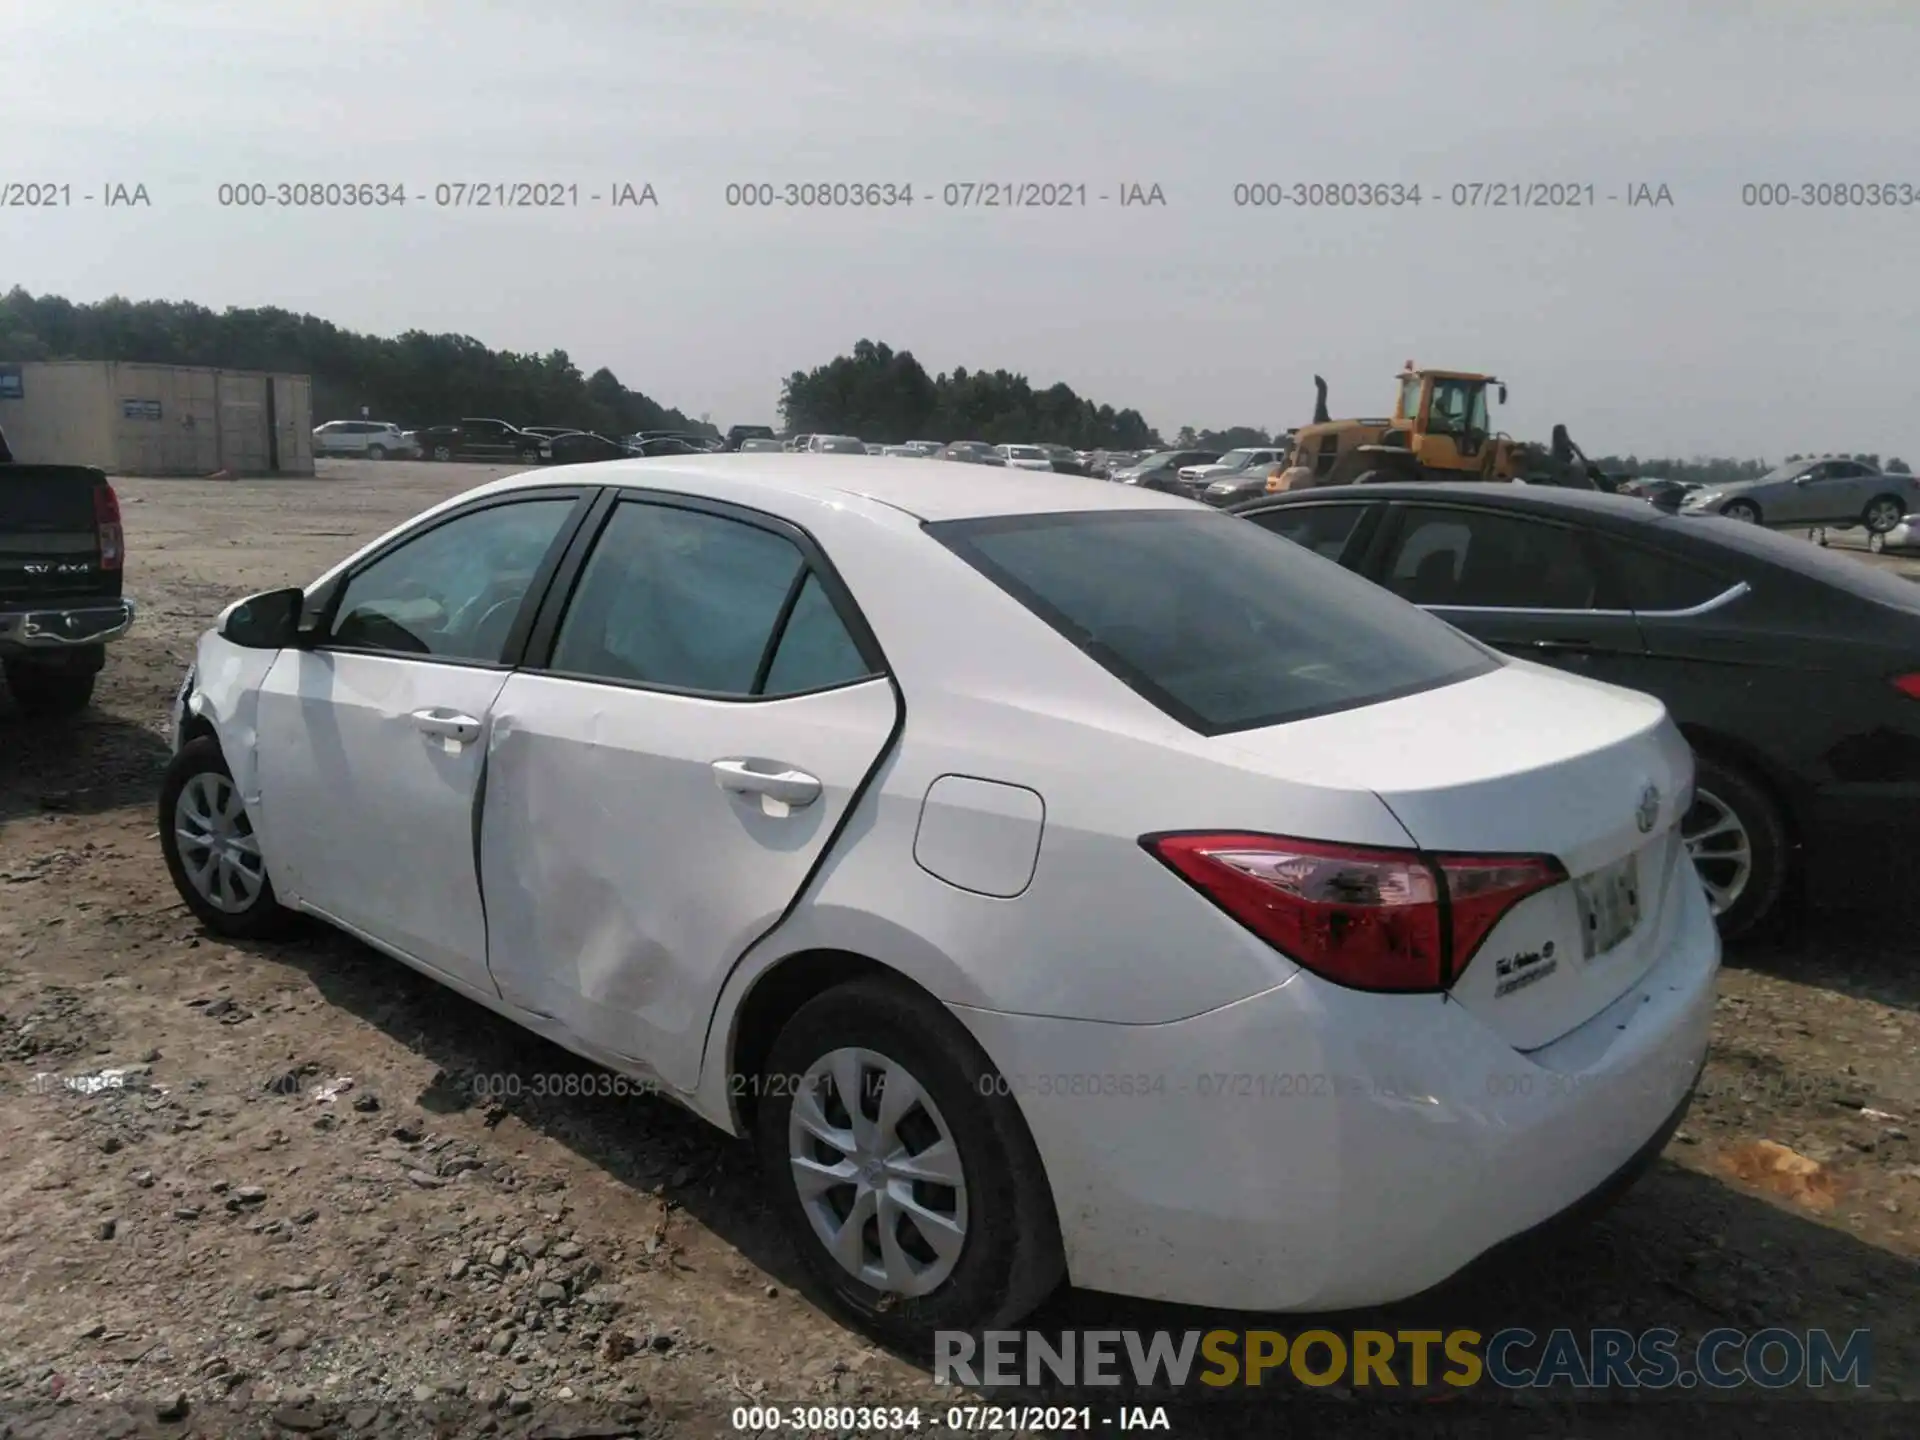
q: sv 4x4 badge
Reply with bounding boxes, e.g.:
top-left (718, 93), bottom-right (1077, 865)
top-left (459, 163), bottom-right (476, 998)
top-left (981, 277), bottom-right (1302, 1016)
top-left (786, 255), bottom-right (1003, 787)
top-left (1494, 940), bottom-right (1558, 999)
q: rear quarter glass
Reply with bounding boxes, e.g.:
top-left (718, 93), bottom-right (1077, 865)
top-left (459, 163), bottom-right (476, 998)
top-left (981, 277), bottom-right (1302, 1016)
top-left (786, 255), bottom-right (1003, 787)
top-left (928, 509), bottom-right (1500, 736)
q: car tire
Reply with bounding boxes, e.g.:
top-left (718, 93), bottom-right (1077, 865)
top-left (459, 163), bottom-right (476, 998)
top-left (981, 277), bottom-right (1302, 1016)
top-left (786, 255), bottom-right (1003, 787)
top-left (432, 445), bottom-right (453, 462)
top-left (2, 660), bottom-right (95, 718)
top-left (754, 975), bottom-right (1065, 1350)
top-left (367, 444), bottom-right (387, 461)
top-left (1720, 500), bottom-right (1761, 524)
top-left (1684, 751), bottom-right (1789, 942)
top-left (158, 736), bottom-right (297, 939)
top-left (1863, 495), bottom-right (1906, 535)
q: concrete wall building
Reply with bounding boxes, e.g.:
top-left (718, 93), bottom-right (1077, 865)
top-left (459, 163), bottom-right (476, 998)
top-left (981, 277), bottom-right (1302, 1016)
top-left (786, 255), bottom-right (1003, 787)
top-left (0, 360), bottom-right (314, 476)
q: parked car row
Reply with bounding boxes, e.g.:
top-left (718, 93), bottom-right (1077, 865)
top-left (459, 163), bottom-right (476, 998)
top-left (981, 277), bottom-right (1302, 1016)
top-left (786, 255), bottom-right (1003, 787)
top-left (315, 418), bottom-right (747, 467)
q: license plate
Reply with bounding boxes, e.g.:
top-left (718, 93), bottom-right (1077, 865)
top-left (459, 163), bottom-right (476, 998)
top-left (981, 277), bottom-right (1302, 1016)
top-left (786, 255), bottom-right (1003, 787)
top-left (1575, 852), bottom-right (1642, 959)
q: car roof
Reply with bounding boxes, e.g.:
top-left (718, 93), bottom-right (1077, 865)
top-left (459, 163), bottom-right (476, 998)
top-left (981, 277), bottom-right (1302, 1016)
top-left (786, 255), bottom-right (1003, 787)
top-left (1244, 481), bottom-right (1667, 526)
top-left (477, 453), bottom-right (1193, 522)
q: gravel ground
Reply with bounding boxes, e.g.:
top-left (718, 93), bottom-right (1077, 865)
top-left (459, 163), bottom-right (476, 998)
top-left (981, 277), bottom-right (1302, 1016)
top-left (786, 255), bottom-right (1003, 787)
top-left (1, 460), bottom-right (1917, 1438)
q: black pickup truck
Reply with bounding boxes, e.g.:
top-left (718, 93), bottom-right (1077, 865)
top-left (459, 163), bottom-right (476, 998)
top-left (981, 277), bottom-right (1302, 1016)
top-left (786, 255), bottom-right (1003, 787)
top-left (0, 441), bottom-right (137, 717)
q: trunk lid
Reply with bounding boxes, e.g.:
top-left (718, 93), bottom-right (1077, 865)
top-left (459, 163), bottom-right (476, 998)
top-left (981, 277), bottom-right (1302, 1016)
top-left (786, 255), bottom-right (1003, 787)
top-left (0, 465), bottom-right (110, 602)
top-left (1215, 660), bottom-right (1696, 1050)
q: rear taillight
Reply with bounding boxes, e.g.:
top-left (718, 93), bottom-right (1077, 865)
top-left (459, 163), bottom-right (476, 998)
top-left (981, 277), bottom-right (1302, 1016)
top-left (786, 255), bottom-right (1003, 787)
top-left (94, 482), bottom-right (124, 571)
top-left (1144, 833), bottom-right (1563, 993)
top-left (1892, 673), bottom-right (1920, 700)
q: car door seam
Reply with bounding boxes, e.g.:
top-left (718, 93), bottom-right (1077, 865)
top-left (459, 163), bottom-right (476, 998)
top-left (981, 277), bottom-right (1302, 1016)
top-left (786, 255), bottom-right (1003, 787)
top-left (697, 672), bottom-right (908, 1085)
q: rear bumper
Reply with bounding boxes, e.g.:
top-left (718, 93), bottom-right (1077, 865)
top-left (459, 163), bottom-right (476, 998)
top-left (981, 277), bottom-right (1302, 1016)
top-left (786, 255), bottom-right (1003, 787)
top-left (951, 871), bottom-right (1719, 1312)
top-left (0, 596), bottom-right (137, 651)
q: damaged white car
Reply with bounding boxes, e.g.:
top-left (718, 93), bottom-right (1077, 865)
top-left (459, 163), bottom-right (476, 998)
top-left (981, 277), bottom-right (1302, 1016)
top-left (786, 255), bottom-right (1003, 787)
top-left (161, 456), bottom-right (1718, 1347)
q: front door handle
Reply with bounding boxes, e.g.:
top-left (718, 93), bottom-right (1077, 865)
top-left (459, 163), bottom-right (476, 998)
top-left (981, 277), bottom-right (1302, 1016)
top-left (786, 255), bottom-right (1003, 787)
top-left (711, 759), bottom-right (822, 808)
top-left (410, 708), bottom-right (483, 743)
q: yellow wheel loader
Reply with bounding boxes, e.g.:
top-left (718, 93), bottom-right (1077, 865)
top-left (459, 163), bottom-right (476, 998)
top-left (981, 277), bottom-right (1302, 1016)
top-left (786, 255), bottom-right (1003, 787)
top-left (1264, 365), bottom-right (1612, 494)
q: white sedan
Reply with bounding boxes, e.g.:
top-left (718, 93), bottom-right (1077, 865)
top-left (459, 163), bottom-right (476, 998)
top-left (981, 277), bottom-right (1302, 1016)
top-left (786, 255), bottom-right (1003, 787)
top-left (995, 444), bottom-right (1055, 472)
top-left (160, 456), bottom-right (1717, 1345)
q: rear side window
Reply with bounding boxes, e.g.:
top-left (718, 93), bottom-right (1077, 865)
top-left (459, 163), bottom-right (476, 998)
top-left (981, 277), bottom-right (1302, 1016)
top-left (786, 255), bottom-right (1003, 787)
top-left (930, 510), bottom-right (1497, 735)
top-left (1604, 540), bottom-right (1733, 612)
top-left (1382, 507), bottom-right (1600, 609)
top-left (549, 501), bottom-right (876, 697)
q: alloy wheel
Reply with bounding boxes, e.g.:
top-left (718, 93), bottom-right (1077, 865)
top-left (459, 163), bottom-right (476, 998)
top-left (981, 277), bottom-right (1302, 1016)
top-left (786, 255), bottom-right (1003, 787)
top-left (1682, 786), bottom-right (1751, 916)
top-left (1866, 498), bottom-right (1903, 534)
top-left (173, 771), bottom-right (266, 913)
top-left (788, 1047), bottom-right (969, 1297)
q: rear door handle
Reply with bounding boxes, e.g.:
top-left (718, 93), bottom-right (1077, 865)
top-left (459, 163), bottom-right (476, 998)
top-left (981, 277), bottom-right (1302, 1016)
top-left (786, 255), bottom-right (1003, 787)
top-left (711, 759), bottom-right (822, 808)
top-left (410, 708), bottom-right (483, 743)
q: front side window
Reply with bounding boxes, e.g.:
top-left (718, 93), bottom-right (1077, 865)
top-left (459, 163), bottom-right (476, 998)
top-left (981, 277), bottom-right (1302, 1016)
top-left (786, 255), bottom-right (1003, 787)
top-left (1426, 380), bottom-right (1475, 435)
top-left (1398, 377), bottom-right (1422, 420)
top-left (329, 498), bottom-right (576, 661)
top-left (1243, 503), bottom-right (1368, 563)
top-left (931, 510), bottom-right (1496, 735)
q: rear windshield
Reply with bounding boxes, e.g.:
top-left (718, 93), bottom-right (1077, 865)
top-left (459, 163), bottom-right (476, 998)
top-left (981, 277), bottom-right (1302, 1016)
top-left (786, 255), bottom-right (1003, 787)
top-left (0, 468), bottom-right (100, 531)
top-left (929, 510), bottom-right (1499, 734)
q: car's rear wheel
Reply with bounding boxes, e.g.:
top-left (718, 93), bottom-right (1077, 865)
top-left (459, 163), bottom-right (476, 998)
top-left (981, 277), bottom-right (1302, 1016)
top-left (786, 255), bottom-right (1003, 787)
top-left (753, 976), bottom-right (1064, 1350)
top-left (159, 737), bottom-right (296, 938)
top-left (2, 660), bottom-right (96, 718)
top-left (1863, 495), bottom-right (1905, 534)
top-left (1683, 752), bottom-right (1788, 941)
top-left (1720, 500), bottom-right (1761, 524)
top-left (367, 444), bottom-right (387, 460)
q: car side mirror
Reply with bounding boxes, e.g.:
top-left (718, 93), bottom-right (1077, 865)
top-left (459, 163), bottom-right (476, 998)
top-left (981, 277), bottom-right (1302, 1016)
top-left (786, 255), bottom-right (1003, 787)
top-left (220, 587), bottom-right (306, 649)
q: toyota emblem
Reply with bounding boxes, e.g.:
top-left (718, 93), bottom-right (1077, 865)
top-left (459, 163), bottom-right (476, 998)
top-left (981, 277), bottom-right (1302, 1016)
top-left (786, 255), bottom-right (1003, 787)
top-left (1635, 783), bottom-right (1661, 834)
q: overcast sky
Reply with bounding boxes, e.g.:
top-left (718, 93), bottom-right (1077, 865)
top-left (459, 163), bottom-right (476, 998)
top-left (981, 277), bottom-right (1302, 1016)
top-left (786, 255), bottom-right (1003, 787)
top-left (4, 0), bottom-right (1917, 457)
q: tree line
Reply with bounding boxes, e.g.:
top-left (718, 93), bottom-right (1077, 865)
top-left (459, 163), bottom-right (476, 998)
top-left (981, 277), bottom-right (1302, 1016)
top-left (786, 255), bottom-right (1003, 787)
top-left (2, 296), bottom-right (1903, 477)
top-left (0, 288), bottom-right (712, 439)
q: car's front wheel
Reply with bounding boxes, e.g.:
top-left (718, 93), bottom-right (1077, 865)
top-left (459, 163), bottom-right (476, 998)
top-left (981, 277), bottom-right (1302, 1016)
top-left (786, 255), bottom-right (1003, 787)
top-left (754, 976), bottom-right (1064, 1349)
top-left (159, 737), bottom-right (295, 938)
top-left (432, 444), bottom-right (453, 462)
top-left (1720, 499), bottom-right (1761, 524)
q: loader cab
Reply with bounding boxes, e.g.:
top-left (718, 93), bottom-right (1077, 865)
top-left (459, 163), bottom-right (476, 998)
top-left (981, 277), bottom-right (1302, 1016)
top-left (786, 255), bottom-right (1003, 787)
top-left (1400, 368), bottom-right (1504, 470)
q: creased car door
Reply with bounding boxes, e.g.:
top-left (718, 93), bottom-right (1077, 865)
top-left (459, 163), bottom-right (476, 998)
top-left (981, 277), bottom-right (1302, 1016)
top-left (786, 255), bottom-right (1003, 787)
top-left (477, 497), bottom-right (899, 1092)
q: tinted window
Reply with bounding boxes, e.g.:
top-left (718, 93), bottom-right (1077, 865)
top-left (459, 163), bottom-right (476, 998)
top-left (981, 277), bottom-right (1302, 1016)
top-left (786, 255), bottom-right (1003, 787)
top-left (1382, 507), bottom-right (1599, 609)
top-left (930, 510), bottom-right (1497, 735)
top-left (762, 572), bottom-right (873, 695)
top-left (550, 501), bottom-right (803, 695)
top-left (330, 499), bottom-right (575, 661)
top-left (1606, 541), bottom-right (1733, 612)
top-left (1243, 503), bottom-right (1366, 562)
